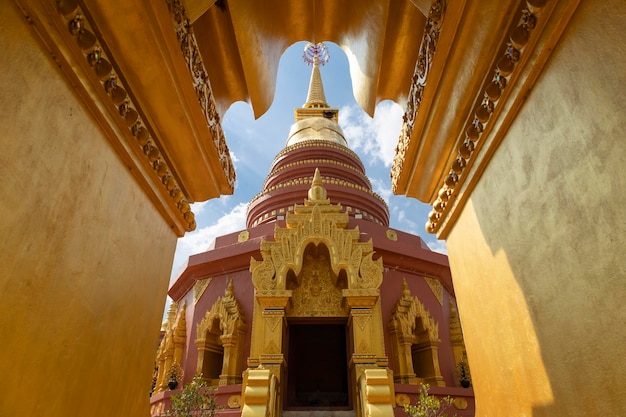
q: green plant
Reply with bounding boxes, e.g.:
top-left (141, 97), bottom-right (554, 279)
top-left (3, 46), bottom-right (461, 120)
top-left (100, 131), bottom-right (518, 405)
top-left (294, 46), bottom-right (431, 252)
top-left (167, 374), bottom-right (218, 417)
top-left (403, 383), bottom-right (457, 417)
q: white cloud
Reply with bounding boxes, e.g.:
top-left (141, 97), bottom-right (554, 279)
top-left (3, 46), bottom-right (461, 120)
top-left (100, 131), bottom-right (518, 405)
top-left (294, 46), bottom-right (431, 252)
top-left (427, 240), bottom-right (448, 255)
top-left (339, 101), bottom-right (403, 167)
top-left (190, 200), bottom-right (209, 216)
top-left (169, 202), bottom-right (248, 283)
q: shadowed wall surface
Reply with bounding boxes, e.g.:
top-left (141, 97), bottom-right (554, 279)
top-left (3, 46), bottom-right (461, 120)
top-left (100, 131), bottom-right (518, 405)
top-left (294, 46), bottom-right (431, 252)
top-left (0, 2), bottom-right (177, 415)
top-left (446, 1), bottom-right (626, 415)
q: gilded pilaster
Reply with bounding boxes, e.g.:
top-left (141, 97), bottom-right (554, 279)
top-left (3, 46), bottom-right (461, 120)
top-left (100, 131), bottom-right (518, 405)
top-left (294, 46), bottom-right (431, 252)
top-left (254, 291), bottom-right (291, 381)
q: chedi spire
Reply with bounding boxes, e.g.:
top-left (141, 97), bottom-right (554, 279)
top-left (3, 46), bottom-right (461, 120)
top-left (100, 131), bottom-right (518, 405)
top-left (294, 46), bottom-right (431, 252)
top-left (303, 43), bottom-right (329, 108)
top-left (246, 42), bottom-right (390, 228)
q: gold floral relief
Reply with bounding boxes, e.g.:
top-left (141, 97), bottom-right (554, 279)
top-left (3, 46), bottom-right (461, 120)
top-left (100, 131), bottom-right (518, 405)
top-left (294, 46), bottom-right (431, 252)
top-left (287, 250), bottom-right (348, 317)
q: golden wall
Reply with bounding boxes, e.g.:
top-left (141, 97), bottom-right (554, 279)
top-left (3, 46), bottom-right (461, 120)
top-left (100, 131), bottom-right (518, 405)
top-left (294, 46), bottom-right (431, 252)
top-left (445, 1), bottom-right (626, 415)
top-left (0, 2), bottom-right (177, 415)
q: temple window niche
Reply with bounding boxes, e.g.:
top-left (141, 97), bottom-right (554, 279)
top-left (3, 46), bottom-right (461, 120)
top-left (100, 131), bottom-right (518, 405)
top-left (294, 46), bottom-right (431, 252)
top-left (195, 280), bottom-right (247, 386)
top-left (389, 278), bottom-right (444, 386)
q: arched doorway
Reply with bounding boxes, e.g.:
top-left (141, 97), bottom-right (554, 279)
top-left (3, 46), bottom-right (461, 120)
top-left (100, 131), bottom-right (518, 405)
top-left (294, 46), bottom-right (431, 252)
top-left (284, 243), bottom-right (351, 409)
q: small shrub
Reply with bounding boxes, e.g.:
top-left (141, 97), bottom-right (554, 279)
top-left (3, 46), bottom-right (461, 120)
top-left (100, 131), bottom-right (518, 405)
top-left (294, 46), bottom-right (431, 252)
top-left (167, 374), bottom-right (218, 417)
top-left (403, 383), bottom-right (456, 417)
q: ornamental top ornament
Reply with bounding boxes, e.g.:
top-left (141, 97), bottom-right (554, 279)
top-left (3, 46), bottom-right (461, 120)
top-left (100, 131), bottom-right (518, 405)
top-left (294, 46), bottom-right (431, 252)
top-left (303, 42), bottom-right (330, 66)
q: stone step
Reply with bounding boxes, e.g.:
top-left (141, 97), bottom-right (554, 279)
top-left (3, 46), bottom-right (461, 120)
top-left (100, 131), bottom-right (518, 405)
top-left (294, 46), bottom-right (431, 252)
top-left (282, 411), bottom-right (356, 417)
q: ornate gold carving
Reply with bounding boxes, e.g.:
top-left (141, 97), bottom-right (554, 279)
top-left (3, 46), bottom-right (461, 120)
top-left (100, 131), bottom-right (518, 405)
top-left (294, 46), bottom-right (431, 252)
top-left (449, 301), bottom-right (464, 346)
top-left (250, 172), bottom-right (383, 293)
top-left (238, 231), bottom-right (249, 242)
top-left (359, 252), bottom-right (383, 289)
top-left (287, 251), bottom-right (348, 317)
top-left (227, 395), bottom-right (242, 409)
top-left (391, 279), bottom-right (439, 342)
top-left (56, 6), bottom-right (198, 231)
top-left (386, 229), bottom-right (398, 241)
top-left (196, 281), bottom-right (247, 385)
top-left (453, 398), bottom-right (468, 410)
top-left (265, 316), bottom-right (281, 332)
top-left (250, 251), bottom-right (276, 290)
top-left (267, 158), bottom-right (366, 182)
top-left (264, 340), bottom-right (280, 354)
top-left (395, 393), bottom-right (410, 406)
top-left (193, 278), bottom-right (212, 305)
top-left (449, 301), bottom-right (471, 387)
top-left (354, 314), bottom-right (371, 331)
top-left (154, 302), bottom-right (187, 394)
top-left (196, 281), bottom-right (246, 341)
top-left (423, 4), bottom-right (546, 234)
top-left (391, 0), bottom-right (447, 192)
top-left (389, 279), bottom-right (443, 385)
top-left (273, 139), bottom-right (363, 165)
top-left (424, 277), bottom-right (443, 305)
top-left (358, 338), bottom-right (370, 353)
top-left (248, 174), bottom-right (388, 221)
top-left (165, 0), bottom-right (236, 190)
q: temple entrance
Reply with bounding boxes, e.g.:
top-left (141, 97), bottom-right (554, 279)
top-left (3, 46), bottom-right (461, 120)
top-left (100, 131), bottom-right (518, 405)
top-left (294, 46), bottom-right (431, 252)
top-left (286, 322), bottom-right (350, 409)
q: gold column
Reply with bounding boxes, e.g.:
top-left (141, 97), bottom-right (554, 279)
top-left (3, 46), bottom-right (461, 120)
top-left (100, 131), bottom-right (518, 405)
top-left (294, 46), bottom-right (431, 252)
top-left (254, 291), bottom-right (292, 408)
top-left (220, 333), bottom-right (244, 385)
top-left (343, 288), bottom-right (391, 416)
top-left (158, 340), bottom-right (175, 392)
top-left (391, 332), bottom-right (418, 384)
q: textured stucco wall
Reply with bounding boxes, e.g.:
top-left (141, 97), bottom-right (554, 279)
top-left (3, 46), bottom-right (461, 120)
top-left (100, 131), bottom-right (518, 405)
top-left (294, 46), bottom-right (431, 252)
top-left (0, 3), bottom-right (177, 416)
top-left (446, 1), bottom-right (626, 415)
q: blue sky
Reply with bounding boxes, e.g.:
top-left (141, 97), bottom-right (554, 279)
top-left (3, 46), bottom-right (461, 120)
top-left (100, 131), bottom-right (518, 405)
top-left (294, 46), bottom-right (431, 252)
top-left (169, 41), bottom-right (447, 285)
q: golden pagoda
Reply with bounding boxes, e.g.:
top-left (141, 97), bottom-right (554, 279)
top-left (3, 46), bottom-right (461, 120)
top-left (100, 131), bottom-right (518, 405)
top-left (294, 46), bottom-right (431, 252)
top-left (3, 1), bottom-right (626, 416)
top-left (151, 44), bottom-right (474, 417)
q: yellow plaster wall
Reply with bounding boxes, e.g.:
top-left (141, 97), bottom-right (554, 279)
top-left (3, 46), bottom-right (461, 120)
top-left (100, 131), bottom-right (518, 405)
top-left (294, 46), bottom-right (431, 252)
top-left (446, 1), bottom-right (626, 415)
top-left (0, 3), bottom-right (177, 416)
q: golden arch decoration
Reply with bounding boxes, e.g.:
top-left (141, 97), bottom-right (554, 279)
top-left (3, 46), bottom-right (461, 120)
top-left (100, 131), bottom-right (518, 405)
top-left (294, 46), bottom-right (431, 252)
top-left (389, 278), bottom-right (444, 386)
top-left (195, 280), bottom-right (247, 386)
top-left (154, 302), bottom-right (186, 395)
top-left (244, 171), bottom-right (389, 414)
top-left (250, 193), bottom-right (383, 292)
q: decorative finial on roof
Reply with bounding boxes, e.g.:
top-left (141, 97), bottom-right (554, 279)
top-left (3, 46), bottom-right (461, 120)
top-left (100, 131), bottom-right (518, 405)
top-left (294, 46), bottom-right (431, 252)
top-left (303, 43), bottom-right (330, 108)
top-left (225, 279), bottom-right (234, 297)
top-left (308, 168), bottom-right (328, 202)
top-left (401, 277), bottom-right (411, 298)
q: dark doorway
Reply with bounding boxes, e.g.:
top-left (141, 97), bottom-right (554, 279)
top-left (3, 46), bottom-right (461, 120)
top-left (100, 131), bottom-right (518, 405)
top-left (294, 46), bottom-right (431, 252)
top-left (286, 323), bottom-right (350, 409)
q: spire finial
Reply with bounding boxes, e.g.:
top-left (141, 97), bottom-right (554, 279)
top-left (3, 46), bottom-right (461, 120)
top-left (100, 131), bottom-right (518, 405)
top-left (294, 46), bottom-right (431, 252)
top-left (401, 278), bottom-right (411, 298)
top-left (225, 279), bottom-right (234, 297)
top-left (308, 168), bottom-right (328, 202)
top-left (303, 43), bottom-right (330, 108)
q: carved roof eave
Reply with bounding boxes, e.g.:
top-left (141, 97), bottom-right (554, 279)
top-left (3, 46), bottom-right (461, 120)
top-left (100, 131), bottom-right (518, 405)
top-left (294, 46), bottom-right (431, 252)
top-left (391, 0), bottom-right (581, 238)
top-left (18, 0), bottom-right (235, 232)
top-left (189, 0), bottom-right (427, 117)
